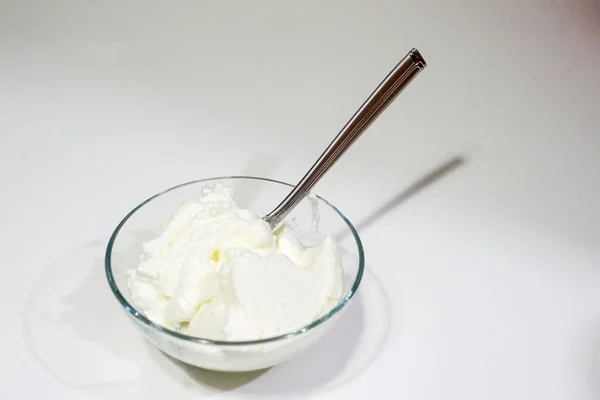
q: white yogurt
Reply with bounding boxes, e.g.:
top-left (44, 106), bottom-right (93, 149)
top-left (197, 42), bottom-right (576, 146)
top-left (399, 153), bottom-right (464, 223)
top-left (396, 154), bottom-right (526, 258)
top-left (127, 183), bottom-right (343, 341)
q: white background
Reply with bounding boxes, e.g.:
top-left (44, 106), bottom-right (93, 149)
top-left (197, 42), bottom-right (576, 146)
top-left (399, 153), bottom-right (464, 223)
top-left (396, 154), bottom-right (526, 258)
top-left (1, 1), bottom-right (599, 399)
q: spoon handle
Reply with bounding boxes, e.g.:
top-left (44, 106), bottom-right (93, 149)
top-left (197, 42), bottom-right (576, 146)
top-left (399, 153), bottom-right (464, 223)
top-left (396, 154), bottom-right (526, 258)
top-left (264, 48), bottom-right (427, 229)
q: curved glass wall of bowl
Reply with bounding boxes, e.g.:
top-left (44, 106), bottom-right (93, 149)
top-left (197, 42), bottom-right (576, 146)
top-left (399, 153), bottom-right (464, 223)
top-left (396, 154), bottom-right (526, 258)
top-left (105, 177), bottom-right (364, 372)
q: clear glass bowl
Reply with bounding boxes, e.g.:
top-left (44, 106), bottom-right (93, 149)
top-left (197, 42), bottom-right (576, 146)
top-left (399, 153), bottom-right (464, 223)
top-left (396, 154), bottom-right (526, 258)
top-left (105, 176), bottom-right (364, 372)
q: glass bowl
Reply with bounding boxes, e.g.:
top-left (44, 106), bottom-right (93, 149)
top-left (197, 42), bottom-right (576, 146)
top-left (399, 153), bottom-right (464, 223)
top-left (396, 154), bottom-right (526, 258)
top-left (105, 176), bottom-right (364, 372)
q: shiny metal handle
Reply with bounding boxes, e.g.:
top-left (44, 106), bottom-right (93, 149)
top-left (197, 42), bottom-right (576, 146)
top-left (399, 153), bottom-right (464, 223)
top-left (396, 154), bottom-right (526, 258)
top-left (264, 48), bottom-right (427, 229)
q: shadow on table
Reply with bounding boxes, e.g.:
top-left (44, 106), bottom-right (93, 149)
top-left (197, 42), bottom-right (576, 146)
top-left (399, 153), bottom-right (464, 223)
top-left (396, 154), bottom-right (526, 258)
top-left (340, 156), bottom-right (465, 238)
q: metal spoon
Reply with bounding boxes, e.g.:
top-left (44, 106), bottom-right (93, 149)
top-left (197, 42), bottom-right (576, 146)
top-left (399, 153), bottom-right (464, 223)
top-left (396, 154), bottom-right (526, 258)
top-left (264, 48), bottom-right (427, 229)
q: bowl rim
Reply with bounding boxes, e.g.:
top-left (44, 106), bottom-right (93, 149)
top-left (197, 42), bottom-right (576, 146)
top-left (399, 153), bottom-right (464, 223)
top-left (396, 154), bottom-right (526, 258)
top-left (105, 175), bottom-right (365, 346)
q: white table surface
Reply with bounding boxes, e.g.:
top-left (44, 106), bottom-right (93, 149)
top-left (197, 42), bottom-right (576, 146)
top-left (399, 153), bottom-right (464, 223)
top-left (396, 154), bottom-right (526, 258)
top-left (1, 1), bottom-right (599, 399)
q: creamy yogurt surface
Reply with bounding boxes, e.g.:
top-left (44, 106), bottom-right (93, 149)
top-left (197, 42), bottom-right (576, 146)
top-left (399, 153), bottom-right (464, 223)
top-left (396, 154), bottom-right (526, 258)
top-left (127, 183), bottom-right (343, 341)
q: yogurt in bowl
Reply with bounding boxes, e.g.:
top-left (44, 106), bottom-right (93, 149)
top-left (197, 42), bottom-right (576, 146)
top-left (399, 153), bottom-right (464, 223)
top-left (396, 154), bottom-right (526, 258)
top-left (105, 177), bottom-right (364, 372)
